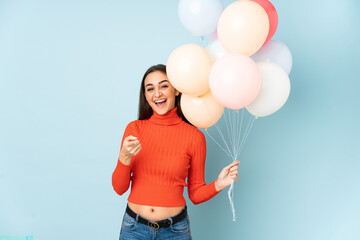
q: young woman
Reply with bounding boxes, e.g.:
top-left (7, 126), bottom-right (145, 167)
top-left (112, 64), bottom-right (240, 239)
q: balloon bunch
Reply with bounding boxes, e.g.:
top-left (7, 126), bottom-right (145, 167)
top-left (167, 0), bottom-right (293, 221)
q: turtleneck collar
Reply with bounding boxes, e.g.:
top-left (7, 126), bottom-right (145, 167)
top-left (148, 107), bottom-right (182, 126)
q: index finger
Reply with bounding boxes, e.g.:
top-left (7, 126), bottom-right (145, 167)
top-left (225, 160), bottom-right (240, 170)
top-left (230, 160), bottom-right (240, 166)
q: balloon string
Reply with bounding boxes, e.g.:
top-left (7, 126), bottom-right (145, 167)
top-left (226, 109), bottom-right (234, 155)
top-left (215, 124), bottom-right (234, 160)
top-left (206, 110), bottom-right (256, 222)
top-left (228, 178), bottom-right (236, 221)
top-left (235, 116), bottom-right (253, 159)
top-left (236, 116), bottom-right (256, 160)
top-left (223, 109), bottom-right (234, 155)
top-left (235, 109), bottom-right (245, 157)
top-left (229, 109), bottom-right (236, 159)
top-left (234, 110), bottom-right (239, 157)
top-left (222, 110), bottom-right (237, 222)
top-left (205, 129), bottom-right (232, 159)
top-left (239, 116), bottom-right (256, 152)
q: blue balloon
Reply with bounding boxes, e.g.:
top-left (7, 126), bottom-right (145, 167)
top-left (251, 40), bottom-right (293, 75)
top-left (178, 0), bottom-right (223, 37)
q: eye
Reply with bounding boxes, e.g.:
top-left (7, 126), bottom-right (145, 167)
top-left (161, 85), bottom-right (168, 89)
top-left (146, 88), bottom-right (154, 92)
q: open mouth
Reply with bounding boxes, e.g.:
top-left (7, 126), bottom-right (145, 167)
top-left (154, 99), bottom-right (167, 108)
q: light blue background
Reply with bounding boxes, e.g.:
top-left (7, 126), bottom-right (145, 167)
top-left (1, 0), bottom-right (359, 239)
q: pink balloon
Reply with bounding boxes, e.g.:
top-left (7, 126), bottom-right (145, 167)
top-left (209, 54), bottom-right (262, 110)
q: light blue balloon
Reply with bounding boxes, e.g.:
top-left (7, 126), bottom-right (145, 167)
top-left (178, 0), bottom-right (223, 37)
top-left (251, 39), bottom-right (293, 75)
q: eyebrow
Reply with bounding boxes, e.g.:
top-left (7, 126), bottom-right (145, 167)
top-left (145, 80), bottom-right (169, 88)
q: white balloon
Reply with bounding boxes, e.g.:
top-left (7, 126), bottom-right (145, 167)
top-left (246, 62), bottom-right (291, 117)
top-left (206, 39), bottom-right (228, 61)
top-left (178, 0), bottom-right (223, 37)
top-left (251, 40), bottom-right (293, 74)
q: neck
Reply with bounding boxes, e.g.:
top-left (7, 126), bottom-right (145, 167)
top-left (148, 107), bottom-right (182, 126)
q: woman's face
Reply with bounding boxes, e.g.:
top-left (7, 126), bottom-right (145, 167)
top-left (144, 71), bottom-right (179, 115)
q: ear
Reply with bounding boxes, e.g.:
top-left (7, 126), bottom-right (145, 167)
top-left (175, 90), bottom-right (180, 96)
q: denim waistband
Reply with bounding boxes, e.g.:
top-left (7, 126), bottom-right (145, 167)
top-left (126, 205), bottom-right (187, 229)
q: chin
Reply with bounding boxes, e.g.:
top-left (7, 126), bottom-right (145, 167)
top-left (152, 104), bottom-right (175, 115)
top-left (155, 108), bottom-right (169, 115)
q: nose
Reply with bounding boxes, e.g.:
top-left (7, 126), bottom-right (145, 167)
top-left (155, 87), bottom-right (162, 97)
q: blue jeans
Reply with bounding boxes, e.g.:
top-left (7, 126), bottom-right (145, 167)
top-left (119, 211), bottom-right (192, 240)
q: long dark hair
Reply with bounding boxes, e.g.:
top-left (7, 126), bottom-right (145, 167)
top-left (138, 64), bottom-right (190, 124)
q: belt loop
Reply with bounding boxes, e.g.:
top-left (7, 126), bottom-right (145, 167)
top-left (168, 216), bottom-right (173, 225)
top-left (135, 213), bottom-right (139, 222)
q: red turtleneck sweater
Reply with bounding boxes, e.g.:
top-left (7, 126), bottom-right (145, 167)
top-left (112, 107), bottom-right (220, 207)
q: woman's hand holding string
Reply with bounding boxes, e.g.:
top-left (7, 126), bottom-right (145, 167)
top-left (215, 160), bottom-right (240, 191)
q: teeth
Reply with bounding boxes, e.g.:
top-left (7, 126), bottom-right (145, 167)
top-left (155, 99), bottom-right (166, 104)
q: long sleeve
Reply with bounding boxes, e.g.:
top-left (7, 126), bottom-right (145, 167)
top-left (112, 109), bottom-right (221, 206)
top-left (112, 122), bottom-right (134, 195)
top-left (187, 130), bottom-right (221, 205)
